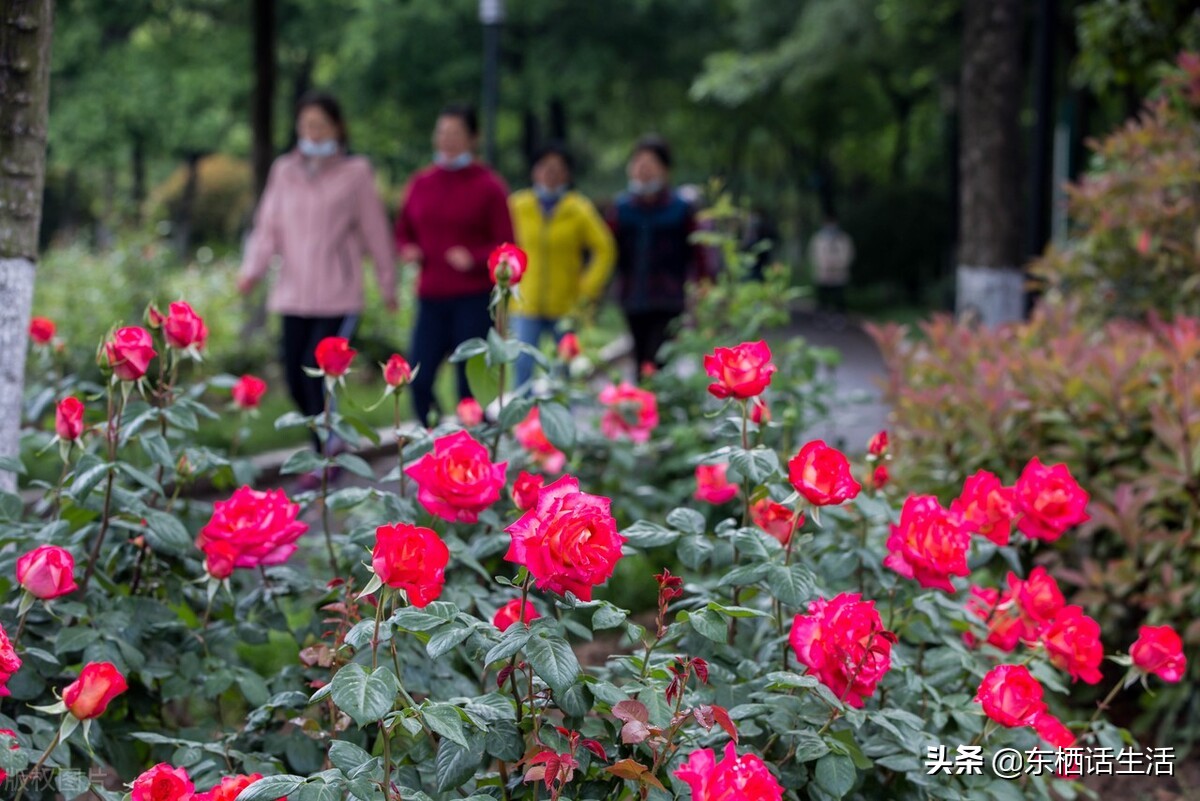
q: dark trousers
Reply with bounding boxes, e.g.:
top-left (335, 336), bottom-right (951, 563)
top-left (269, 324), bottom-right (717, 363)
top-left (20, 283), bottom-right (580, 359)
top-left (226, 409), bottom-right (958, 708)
top-left (281, 314), bottom-right (358, 450)
top-left (410, 292), bottom-right (492, 426)
top-left (624, 310), bottom-right (677, 373)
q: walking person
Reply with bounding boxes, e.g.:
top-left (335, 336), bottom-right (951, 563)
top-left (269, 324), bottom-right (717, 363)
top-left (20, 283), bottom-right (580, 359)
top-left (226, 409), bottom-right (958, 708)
top-left (809, 214), bottom-right (855, 324)
top-left (608, 134), bottom-right (707, 375)
top-left (394, 104), bottom-right (514, 425)
top-left (237, 91), bottom-right (397, 488)
top-left (509, 142), bottom-right (615, 392)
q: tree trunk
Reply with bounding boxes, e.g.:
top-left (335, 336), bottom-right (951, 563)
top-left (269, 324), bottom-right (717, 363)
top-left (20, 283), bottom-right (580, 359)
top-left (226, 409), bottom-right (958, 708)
top-left (957, 0), bottom-right (1025, 325)
top-left (251, 0), bottom-right (275, 199)
top-left (173, 151), bottom-right (202, 256)
top-left (0, 0), bottom-right (53, 493)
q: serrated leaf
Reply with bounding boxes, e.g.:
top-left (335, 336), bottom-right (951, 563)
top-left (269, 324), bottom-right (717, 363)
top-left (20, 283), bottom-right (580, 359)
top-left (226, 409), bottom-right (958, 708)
top-left (498, 396), bottom-right (536, 430)
top-left (768, 563), bottom-right (815, 607)
top-left (334, 453), bottom-right (376, 480)
top-left (281, 449), bottom-right (324, 476)
top-left (422, 703), bottom-right (468, 748)
top-left (538, 402), bottom-right (575, 451)
top-left (143, 509), bottom-right (193, 557)
top-left (465, 354), bottom-right (500, 408)
top-left (815, 753), bottom-right (856, 798)
top-left (235, 775), bottom-right (306, 801)
top-left (687, 609), bottom-right (728, 642)
top-left (484, 625), bottom-right (532, 665)
top-left (435, 737), bottom-right (484, 792)
top-left (330, 665), bottom-right (399, 727)
top-left (667, 507), bottom-right (706, 536)
top-left (525, 631), bottom-right (580, 695)
top-left (427, 625), bottom-right (473, 660)
top-left (592, 603), bottom-right (627, 629)
top-left (329, 740), bottom-right (378, 777)
top-left (620, 521), bottom-right (679, 549)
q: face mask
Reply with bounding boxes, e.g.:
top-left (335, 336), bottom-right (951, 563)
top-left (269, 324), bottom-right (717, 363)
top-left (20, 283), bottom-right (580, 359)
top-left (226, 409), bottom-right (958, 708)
top-left (628, 179), bottom-right (664, 197)
top-left (436, 151), bottom-right (474, 170)
top-left (534, 184), bottom-right (565, 203)
top-left (298, 138), bottom-right (338, 158)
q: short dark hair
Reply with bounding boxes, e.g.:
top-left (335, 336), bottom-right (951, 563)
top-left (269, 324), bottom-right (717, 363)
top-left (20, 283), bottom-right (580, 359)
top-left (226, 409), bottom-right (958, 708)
top-left (632, 134), bottom-right (672, 169)
top-left (295, 91), bottom-right (349, 145)
top-left (530, 140), bottom-right (575, 176)
top-left (439, 103), bottom-right (479, 137)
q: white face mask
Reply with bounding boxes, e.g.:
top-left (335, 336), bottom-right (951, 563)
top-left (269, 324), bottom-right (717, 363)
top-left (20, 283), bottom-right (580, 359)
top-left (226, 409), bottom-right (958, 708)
top-left (298, 138), bottom-right (338, 158)
top-left (435, 151), bottom-right (474, 170)
top-left (628, 179), bottom-right (664, 197)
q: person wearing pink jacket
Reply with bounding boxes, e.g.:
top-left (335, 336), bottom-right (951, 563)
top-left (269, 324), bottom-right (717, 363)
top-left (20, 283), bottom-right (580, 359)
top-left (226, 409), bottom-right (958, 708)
top-left (238, 92), bottom-right (397, 484)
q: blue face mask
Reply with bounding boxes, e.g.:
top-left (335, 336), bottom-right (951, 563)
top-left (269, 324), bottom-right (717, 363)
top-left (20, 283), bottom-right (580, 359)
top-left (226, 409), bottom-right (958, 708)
top-left (628, 179), bottom-right (664, 197)
top-left (534, 184), bottom-right (565, 203)
top-left (298, 138), bottom-right (338, 158)
top-left (436, 151), bottom-right (474, 170)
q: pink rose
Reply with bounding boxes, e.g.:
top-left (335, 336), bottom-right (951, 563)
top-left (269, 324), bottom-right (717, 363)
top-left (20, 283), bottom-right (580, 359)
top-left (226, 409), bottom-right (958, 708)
top-left (405, 430), bottom-right (507, 523)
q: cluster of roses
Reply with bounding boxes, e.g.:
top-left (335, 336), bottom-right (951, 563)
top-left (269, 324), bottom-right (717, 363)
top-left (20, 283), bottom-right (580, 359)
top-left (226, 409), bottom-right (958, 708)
top-left (124, 765), bottom-right (283, 801)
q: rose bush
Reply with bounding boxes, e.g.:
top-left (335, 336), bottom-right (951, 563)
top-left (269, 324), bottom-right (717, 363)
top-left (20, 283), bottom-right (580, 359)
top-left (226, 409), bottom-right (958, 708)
top-left (0, 230), bottom-right (1174, 801)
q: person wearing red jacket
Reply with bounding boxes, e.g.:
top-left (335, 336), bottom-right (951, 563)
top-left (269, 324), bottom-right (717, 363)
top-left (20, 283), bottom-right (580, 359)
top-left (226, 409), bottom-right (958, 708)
top-left (395, 104), bottom-right (514, 426)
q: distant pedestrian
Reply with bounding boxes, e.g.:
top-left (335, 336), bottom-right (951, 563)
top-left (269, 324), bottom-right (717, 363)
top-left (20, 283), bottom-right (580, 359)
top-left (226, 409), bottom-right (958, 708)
top-left (608, 134), bottom-right (708, 374)
top-left (809, 215), bottom-right (854, 318)
top-left (394, 103), bottom-right (514, 426)
top-left (237, 91), bottom-right (397, 488)
top-left (508, 142), bottom-right (615, 392)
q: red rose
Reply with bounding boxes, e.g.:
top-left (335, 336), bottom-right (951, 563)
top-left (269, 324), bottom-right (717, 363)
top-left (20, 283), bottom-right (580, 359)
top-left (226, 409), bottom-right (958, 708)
top-left (1040, 605), bottom-right (1104, 684)
top-left (1033, 713), bottom-right (1076, 748)
top-left (511, 470), bottom-right (544, 512)
top-left (703, 340), bottom-right (776, 400)
top-left (1130, 625), bottom-right (1186, 683)
top-left (951, 470), bottom-right (1016, 546)
top-left (694, 463), bottom-right (738, 504)
top-left (372, 523), bottom-right (449, 607)
top-left (514, 408), bottom-right (567, 473)
top-left (56, 396), bottom-right (85, 441)
top-left (598, 382), bottom-right (659, 443)
top-left (314, 336), bottom-right (356, 377)
top-left (197, 487), bottom-right (309, 572)
top-left (163, 301), bottom-right (208, 350)
top-left (231, 375), bottom-right (267, 409)
top-left (29, 316), bottom-right (55, 344)
top-left (963, 586), bottom-right (1026, 651)
top-left (131, 763), bottom-right (194, 801)
top-left (493, 598), bottom-right (540, 631)
top-left (203, 541), bottom-right (238, 580)
top-left (194, 773), bottom-right (281, 801)
top-left (16, 544), bottom-right (78, 599)
top-left (557, 332), bottom-right (581, 361)
top-left (1013, 457), bottom-right (1090, 541)
top-left (0, 728), bottom-right (17, 782)
top-left (105, 326), bottom-right (156, 381)
top-left (789, 592), bottom-right (896, 708)
top-left (457, 397), bottom-right (484, 427)
top-left (750, 498), bottom-right (803, 545)
top-left (674, 743), bottom-right (783, 801)
top-left (0, 624), bottom-right (21, 698)
top-left (64, 661), bottom-right (128, 719)
top-left (405, 430), bottom-right (507, 523)
top-left (750, 397), bottom-right (769, 424)
top-left (1007, 567), bottom-right (1064, 627)
top-left (867, 430), bottom-right (889, 457)
top-left (883, 495), bottom-right (970, 592)
top-left (872, 464), bottom-right (889, 490)
top-left (488, 242), bottom-right (528, 285)
top-left (505, 475), bottom-right (625, 601)
top-left (383, 354), bottom-right (413, 387)
top-left (787, 440), bottom-right (861, 506)
top-left (975, 664), bottom-right (1047, 728)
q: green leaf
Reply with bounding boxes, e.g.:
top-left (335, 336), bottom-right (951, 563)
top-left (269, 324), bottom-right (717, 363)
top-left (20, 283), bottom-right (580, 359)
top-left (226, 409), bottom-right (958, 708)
top-left (327, 487), bottom-right (373, 511)
top-left (56, 627), bottom-right (103, 655)
top-left (392, 603), bottom-right (457, 632)
top-left (484, 625), bottom-right (533, 665)
top-left (330, 665), bottom-right (400, 727)
top-left (767, 563), bottom-right (815, 607)
top-left (448, 337), bottom-right (489, 363)
top-left (667, 507), bottom-right (706, 536)
top-left (687, 609), bottom-right (728, 642)
top-left (729, 447), bottom-right (780, 485)
top-left (592, 603), bottom-right (628, 630)
top-left (559, 683), bottom-right (592, 719)
top-left (497, 396), bottom-right (536, 430)
top-left (140, 431), bottom-right (174, 467)
top-left (706, 602), bottom-right (769, 618)
top-left (274, 411), bottom-right (312, 430)
top-left (281, 449), bottom-right (324, 476)
top-left (435, 737), bottom-right (485, 792)
top-left (69, 455), bottom-right (111, 500)
top-left (465, 354), bottom-right (500, 408)
top-left (236, 775), bottom-right (306, 801)
top-left (792, 731), bottom-right (830, 763)
top-left (677, 535), bottom-right (714, 569)
top-left (538, 401), bottom-right (575, 451)
top-left (329, 740), bottom-right (379, 778)
top-left (0, 455), bottom-right (26, 475)
top-left (143, 509), bottom-right (194, 557)
top-left (294, 781), bottom-right (344, 801)
top-left (117, 462), bottom-right (164, 495)
top-left (525, 631), bottom-right (581, 696)
top-left (814, 754), bottom-right (856, 798)
top-left (422, 703), bottom-right (469, 747)
top-left (484, 719), bottom-right (523, 762)
top-left (427, 625), bottom-right (474, 660)
top-left (717, 563), bottom-right (772, 587)
top-left (620, 521), bottom-right (679, 549)
top-left (333, 453), bottom-right (376, 480)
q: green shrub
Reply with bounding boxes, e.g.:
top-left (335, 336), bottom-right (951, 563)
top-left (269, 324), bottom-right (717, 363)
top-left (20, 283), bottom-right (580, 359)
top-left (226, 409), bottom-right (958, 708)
top-left (146, 154), bottom-right (256, 246)
top-left (869, 301), bottom-right (1200, 742)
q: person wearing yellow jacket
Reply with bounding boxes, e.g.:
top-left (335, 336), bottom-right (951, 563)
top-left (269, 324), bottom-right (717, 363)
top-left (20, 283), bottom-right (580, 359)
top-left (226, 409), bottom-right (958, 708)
top-left (509, 142), bottom-right (615, 391)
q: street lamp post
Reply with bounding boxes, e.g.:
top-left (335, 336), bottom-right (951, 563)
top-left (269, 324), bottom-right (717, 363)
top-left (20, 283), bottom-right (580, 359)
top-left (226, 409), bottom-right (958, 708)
top-left (479, 0), bottom-right (505, 167)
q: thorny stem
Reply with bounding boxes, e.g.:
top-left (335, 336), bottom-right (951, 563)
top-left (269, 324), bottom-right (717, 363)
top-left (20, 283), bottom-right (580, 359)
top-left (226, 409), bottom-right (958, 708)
top-left (82, 384), bottom-right (123, 592)
top-left (491, 295), bottom-right (509, 461)
top-left (729, 399), bottom-right (752, 646)
top-left (509, 574), bottom-right (533, 724)
top-left (320, 381), bottom-right (338, 576)
top-left (14, 729), bottom-right (61, 801)
top-left (818, 631), bottom-right (881, 735)
top-left (1088, 669), bottom-right (1133, 728)
top-left (394, 393), bottom-right (408, 497)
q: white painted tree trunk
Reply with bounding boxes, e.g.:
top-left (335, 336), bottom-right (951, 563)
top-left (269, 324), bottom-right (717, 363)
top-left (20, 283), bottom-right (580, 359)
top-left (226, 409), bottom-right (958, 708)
top-left (0, 258), bottom-right (35, 492)
top-left (0, 1), bottom-right (55, 493)
top-left (955, 265), bottom-right (1025, 327)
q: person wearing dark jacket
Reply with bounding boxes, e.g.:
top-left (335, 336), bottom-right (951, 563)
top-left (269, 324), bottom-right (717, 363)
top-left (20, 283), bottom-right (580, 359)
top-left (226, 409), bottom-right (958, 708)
top-left (394, 104), bottom-right (514, 425)
top-left (607, 135), bottom-right (707, 373)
